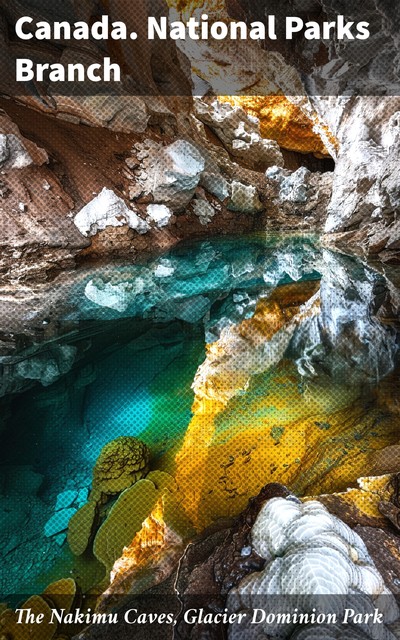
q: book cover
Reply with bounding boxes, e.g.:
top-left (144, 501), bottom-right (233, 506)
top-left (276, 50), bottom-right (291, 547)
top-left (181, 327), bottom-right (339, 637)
top-left (0, 1), bottom-right (399, 638)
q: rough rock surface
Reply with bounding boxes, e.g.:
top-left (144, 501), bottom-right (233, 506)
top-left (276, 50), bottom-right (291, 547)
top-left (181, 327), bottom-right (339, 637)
top-left (0, 0), bottom-right (191, 128)
top-left (222, 96), bottom-right (331, 157)
top-left (228, 498), bottom-right (398, 638)
top-left (0, 0), bottom-right (397, 274)
top-left (172, 480), bottom-right (400, 640)
top-left (148, 140), bottom-right (206, 211)
top-left (91, 436), bottom-right (150, 497)
top-left (74, 187), bottom-right (149, 237)
top-left (194, 98), bottom-right (284, 170)
top-left (316, 97), bottom-right (400, 262)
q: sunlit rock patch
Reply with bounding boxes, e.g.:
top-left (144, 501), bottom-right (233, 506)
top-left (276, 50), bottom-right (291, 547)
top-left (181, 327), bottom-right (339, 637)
top-left (98, 488), bottom-right (194, 607)
top-left (171, 247), bottom-right (400, 529)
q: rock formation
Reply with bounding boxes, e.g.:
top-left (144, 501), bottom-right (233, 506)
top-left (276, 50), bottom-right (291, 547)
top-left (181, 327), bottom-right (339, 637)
top-left (228, 498), bottom-right (398, 639)
top-left (91, 436), bottom-right (150, 497)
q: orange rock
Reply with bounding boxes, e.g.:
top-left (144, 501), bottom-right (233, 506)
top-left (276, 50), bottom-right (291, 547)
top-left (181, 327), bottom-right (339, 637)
top-left (167, 0), bottom-right (224, 13)
top-left (220, 96), bottom-right (335, 157)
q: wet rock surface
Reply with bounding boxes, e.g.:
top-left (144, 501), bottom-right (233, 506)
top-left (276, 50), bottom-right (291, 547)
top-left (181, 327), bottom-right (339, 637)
top-left (76, 479), bottom-right (400, 640)
top-left (0, 235), bottom-right (398, 639)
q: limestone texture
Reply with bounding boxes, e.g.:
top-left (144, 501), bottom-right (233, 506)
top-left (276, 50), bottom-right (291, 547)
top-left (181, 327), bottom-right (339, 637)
top-left (220, 96), bottom-right (331, 157)
top-left (1, 0), bottom-right (400, 631)
top-left (74, 188), bottom-right (149, 237)
top-left (228, 498), bottom-right (398, 638)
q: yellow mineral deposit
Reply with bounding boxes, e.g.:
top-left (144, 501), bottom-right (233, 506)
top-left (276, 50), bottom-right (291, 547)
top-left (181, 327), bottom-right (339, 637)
top-left (167, 0), bottom-right (224, 17)
top-left (92, 471), bottom-right (194, 574)
top-left (103, 497), bottom-right (183, 597)
top-left (173, 283), bottom-right (400, 530)
top-left (42, 578), bottom-right (77, 615)
top-left (0, 596), bottom-right (56, 640)
top-left (111, 497), bottom-right (167, 582)
top-left (166, 0), bottom-right (337, 156)
top-left (309, 475), bottom-right (393, 527)
top-left (91, 435), bottom-right (150, 498)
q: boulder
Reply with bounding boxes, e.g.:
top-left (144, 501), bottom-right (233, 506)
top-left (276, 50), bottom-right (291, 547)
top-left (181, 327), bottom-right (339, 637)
top-left (228, 498), bottom-right (399, 638)
top-left (146, 204), bottom-right (172, 228)
top-left (192, 199), bottom-right (216, 225)
top-left (92, 436), bottom-right (150, 497)
top-left (267, 165), bottom-right (313, 204)
top-left (74, 188), bottom-right (149, 237)
top-left (194, 98), bottom-right (284, 169)
top-left (200, 172), bottom-right (230, 201)
top-left (152, 140), bottom-right (205, 210)
top-left (228, 181), bottom-right (263, 213)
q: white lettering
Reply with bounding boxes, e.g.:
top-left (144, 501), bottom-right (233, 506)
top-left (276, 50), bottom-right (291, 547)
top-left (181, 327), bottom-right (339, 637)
top-left (356, 21), bottom-right (370, 39)
top-left (286, 17), bottom-right (304, 39)
top-left (16, 58), bottom-right (34, 80)
top-left (15, 17), bottom-right (33, 39)
top-left (148, 16), bottom-right (167, 39)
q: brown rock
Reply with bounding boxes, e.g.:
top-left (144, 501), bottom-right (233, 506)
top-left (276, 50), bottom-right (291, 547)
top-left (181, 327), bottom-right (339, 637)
top-left (174, 483), bottom-right (290, 639)
top-left (369, 445), bottom-right (400, 475)
top-left (355, 526), bottom-right (400, 595)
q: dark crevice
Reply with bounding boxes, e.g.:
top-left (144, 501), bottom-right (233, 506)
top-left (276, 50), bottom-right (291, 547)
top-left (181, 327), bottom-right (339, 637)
top-left (281, 148), bottom-right (335, 172)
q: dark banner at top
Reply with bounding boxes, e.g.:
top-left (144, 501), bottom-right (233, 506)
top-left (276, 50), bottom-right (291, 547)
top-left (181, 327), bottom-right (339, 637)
top-left (0, 0), bottom-right (400, 97)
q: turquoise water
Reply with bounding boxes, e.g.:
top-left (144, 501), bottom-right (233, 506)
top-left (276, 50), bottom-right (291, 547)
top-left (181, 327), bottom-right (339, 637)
top-left (0, 233), bottom-right (399, 598)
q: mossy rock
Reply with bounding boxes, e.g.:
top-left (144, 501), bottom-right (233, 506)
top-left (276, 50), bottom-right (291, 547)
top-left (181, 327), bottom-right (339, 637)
top-left (0, 596), bottom-right (56, 640)
top-left (93, 479), bottom-right (158, 572)
top-left (42, 578), bottom-right (77, 614)
top-left (67, 502), bottom-right (98, 556)
top-left (145, 470), bottom-right (178, 493)
top-left (92, 436), bottom-right (150, 496)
